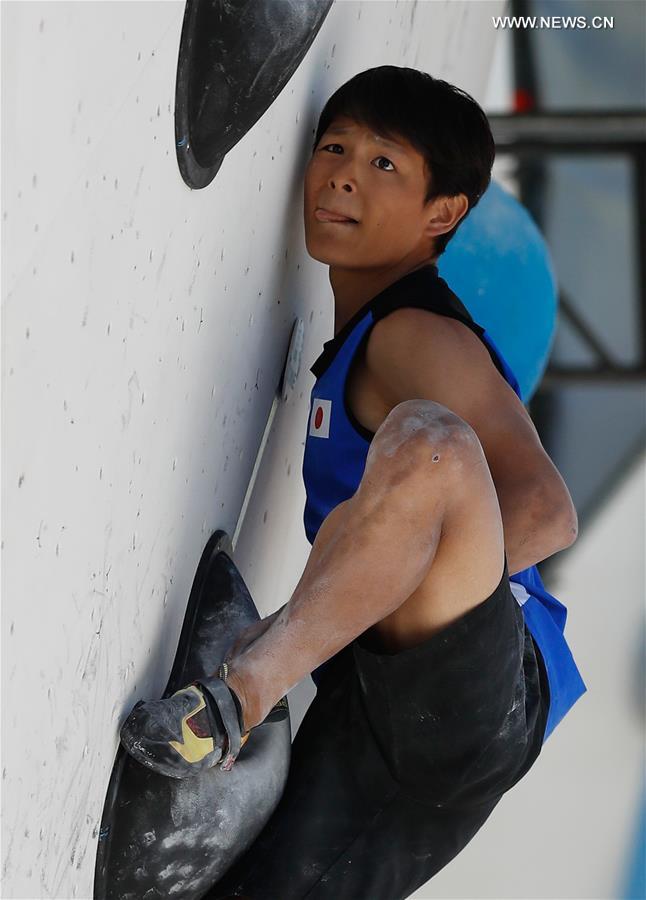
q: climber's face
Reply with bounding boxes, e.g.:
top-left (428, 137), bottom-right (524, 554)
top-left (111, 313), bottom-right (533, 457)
top-left (303, 115), bottom-right (444, 270)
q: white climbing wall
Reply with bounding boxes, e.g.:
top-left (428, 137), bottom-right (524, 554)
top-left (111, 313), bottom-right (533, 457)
top-left (1, 1), bottom-right (502, 896)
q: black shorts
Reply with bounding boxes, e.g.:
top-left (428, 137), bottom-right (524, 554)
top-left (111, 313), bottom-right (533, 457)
top-left (210, 559), bottom-right (549, 900)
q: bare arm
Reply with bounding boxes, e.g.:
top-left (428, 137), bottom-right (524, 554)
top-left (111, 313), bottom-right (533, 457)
top-left (364, 308), bottom-right (578, 574)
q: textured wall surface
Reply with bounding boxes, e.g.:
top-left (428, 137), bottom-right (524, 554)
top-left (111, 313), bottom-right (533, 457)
top-left (1, 2), bottom-right (502, 896)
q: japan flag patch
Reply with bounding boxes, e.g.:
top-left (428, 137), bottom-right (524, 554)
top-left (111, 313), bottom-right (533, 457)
top-left (309, 398), bottom-right (332, 438)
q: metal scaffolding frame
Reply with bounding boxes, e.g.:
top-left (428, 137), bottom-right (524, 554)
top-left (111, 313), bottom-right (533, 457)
top-left (488, 109), bottom-right (646, 386)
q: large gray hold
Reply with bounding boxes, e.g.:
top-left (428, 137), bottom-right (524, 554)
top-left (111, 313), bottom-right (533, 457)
top-left (94, 530), bottom-right (291, 899)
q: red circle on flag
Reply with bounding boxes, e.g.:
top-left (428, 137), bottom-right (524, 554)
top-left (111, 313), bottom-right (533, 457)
top-left (314, 407), bottom-right (323, 429)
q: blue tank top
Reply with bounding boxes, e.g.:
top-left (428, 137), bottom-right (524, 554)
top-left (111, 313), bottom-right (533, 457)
top-left (301, 264), bottom-right (586, 742)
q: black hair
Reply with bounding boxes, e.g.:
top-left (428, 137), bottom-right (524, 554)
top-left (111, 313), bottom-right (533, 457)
top-left (312, 65), bottom-right (495, 259)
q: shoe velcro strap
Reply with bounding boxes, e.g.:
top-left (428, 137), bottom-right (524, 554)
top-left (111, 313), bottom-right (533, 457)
top-left (195, 675), bottom-right (242, 769)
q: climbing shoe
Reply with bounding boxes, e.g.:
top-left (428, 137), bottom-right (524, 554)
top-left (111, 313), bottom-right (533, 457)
top-left (120, 668), bottom-right (288, 779)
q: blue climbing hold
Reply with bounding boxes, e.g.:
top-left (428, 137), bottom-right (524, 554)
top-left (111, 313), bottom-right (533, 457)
top-left (439, 179), bottom-right (558, 402)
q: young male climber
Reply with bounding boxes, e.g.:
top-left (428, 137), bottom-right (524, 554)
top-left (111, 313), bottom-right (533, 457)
top-left (121, 66), bottom-right (585, 899)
